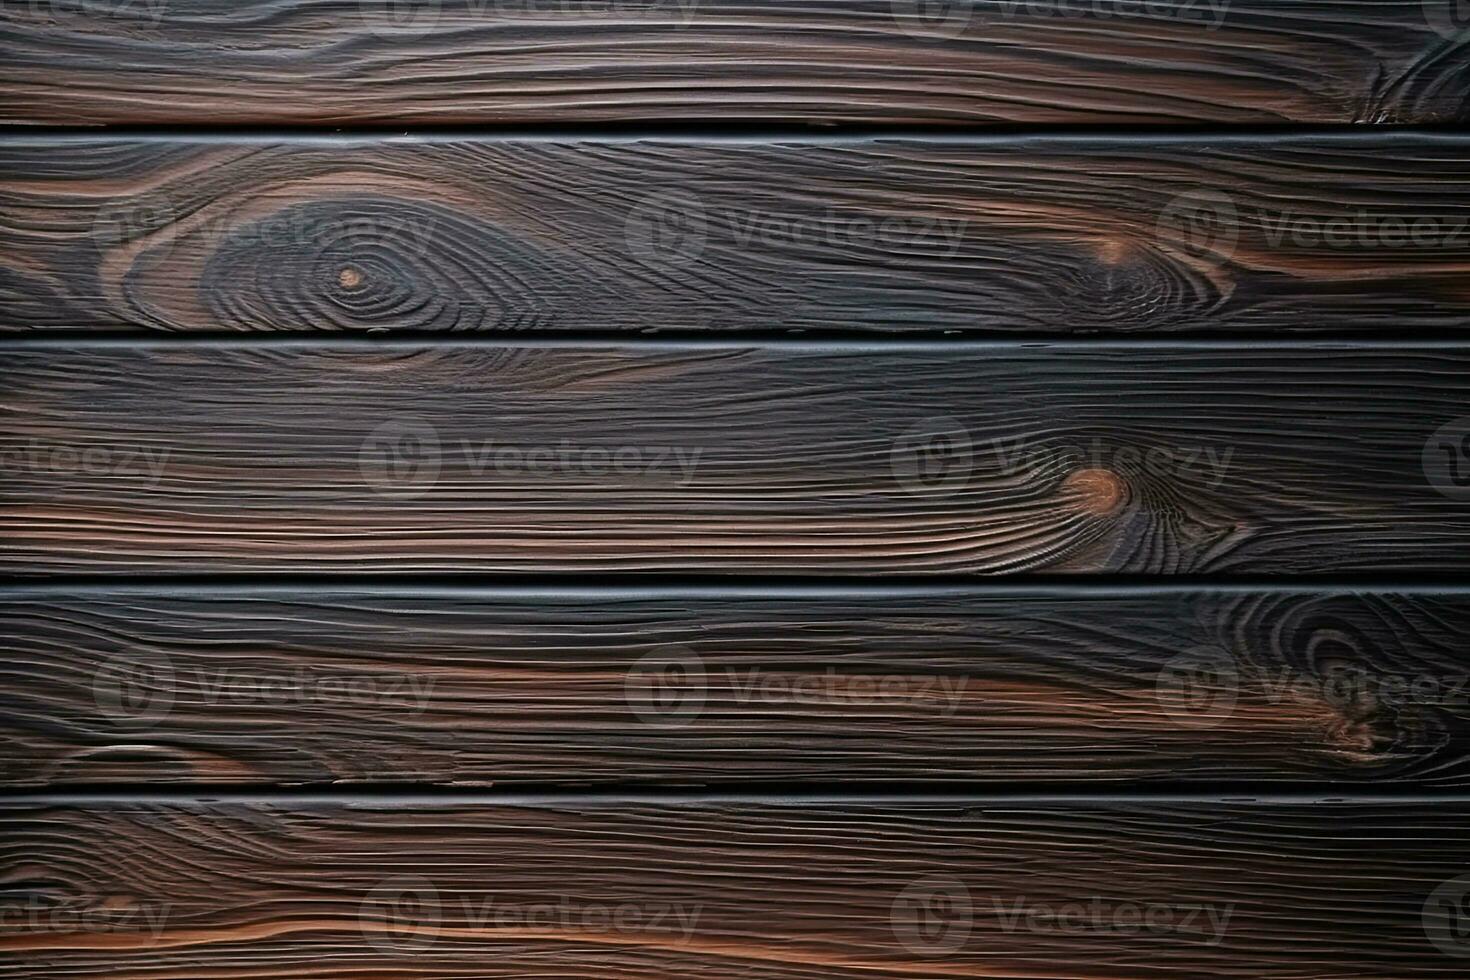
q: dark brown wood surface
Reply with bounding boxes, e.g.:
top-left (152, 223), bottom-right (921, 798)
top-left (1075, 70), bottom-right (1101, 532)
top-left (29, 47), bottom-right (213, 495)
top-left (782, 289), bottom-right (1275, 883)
top-left (2, 800), bottom-right (1465, 978)
top-left (2, 0), bottom-right (1467, 126)
top-left (4, 588), bottom-right (1470, 787)
top-left (5, 343), bottom-right (1470, 575)
top-left (6, 135), bottom-right (1470, 334)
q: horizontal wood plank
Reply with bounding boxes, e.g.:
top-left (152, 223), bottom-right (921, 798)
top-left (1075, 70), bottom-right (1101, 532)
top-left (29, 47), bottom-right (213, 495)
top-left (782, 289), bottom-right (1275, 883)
top-left (5, 344), bottom-right (1470, 575)
top-left (0, 800), bottom-right (1465, 977)
top-left (2, 0), bottom-right (1467, 126)
top-left (6, 135), bottom-right (1470, 334)
top-left (4, 589), bottom-right (1470, 786)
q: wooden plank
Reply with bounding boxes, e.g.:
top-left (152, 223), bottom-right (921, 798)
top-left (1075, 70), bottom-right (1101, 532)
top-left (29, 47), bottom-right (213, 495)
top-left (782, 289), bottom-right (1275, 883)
top-left (5, 343), bottom-right (1470, 576)
top-left (6, 135), bottom-right (1470, 334)
top-left (1, 1), bottom-right (1466, 126)
top-left (0, 800), bottom-right (1465, 977)
top-left (4, 588), bottom-right (1470, 787)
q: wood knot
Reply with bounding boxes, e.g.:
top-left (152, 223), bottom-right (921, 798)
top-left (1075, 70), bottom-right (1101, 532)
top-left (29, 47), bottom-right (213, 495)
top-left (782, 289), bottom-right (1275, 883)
top-left (337, 266), bottom-right (363, 289)
top-left (1061, 467), bottom-right (1128, 516)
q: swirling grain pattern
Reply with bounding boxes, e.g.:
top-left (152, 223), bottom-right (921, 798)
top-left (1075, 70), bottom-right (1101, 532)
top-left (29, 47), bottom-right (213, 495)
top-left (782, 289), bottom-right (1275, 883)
top-left (0, 801), bottom-right (1465, 977)
top-left (2, 589), bottom-right (1469, 786)
top-left (6, 135), bottom-right (1470, 333)
top-left (3, 344), bottom-right (1470, 575)
top-left (1, 0), bottom-right (1467, 125)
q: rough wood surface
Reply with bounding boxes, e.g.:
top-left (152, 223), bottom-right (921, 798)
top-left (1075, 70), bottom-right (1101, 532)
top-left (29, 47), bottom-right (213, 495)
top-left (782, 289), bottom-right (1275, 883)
top-left (2, 0), bottom-right (1467, 126)
top-left (5, 344), bottom-right (1470, 575)
top-left (7, 135), bottom-right (1470, 334)
top-left (1, 800), bottom-right (1465, 978)
top-left (4, 588), bottom-right (1470, 787)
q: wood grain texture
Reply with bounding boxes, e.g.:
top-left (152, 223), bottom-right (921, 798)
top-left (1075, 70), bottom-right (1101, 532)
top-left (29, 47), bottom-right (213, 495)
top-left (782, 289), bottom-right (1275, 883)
top-left (2, 0), bottom-right (1467, 126)
top-left (5, 344), bottom-right (1470, 575)
top-left (7, 135), bottom-right (1470, 334)
top-left (1, 800), bottom-right (1466, 977)
top-left (4, 589), bottom-right (1470, 786)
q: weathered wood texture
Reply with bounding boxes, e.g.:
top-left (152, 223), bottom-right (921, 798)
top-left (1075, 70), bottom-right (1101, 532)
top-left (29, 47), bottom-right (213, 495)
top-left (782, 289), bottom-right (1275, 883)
top-left (2, 0), bottom-right (1467, 126)
top-left (4, 589), bottom-right (1470, 786)
top-left (1, 800), bottom-right (1466, 977)
top-left (7, 136), bottom-right (1470, 334)
top-left (5, 344), bottom-right (1470, 575)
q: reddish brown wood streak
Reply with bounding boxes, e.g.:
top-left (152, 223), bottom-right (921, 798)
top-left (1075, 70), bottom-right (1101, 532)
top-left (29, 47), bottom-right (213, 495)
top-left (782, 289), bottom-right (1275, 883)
top-left (4, 344), bottom-right (1470, 576)
top-left (5, 136), bottom-right (1470, 334)
top-left (3, 589), bottom-right (1469, 787)
top-left (0, 801), bottom-right (1464, 978)
top-left (0, 0), bottom-right (1465, 125)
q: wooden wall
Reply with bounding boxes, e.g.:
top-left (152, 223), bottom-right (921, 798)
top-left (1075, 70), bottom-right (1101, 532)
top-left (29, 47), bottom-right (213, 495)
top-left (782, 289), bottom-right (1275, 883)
top-left (3, 1), bottom-right (1470, 976)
